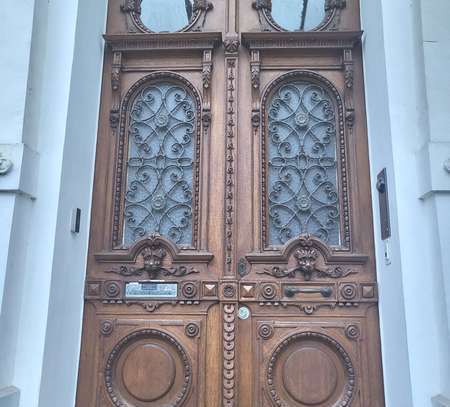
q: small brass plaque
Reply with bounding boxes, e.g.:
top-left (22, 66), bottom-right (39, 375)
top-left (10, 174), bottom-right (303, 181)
top-left (125, 282), bottom-right (178, 298)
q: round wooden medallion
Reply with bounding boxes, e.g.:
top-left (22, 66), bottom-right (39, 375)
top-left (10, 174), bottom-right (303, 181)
top-left (266, 331), bottom-right (355, 407)
top-left (282, 347), bottom-right (338, 404)
top-left (122, 344), bottom-right (176, 401)
top-left (105, 329), bottom-right (191, 406)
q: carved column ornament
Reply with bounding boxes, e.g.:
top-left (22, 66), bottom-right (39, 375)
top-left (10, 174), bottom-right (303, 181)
top-left (110, 51), bottom-right (122, 130)
top-left (343, 48), bottom-right (355, 128)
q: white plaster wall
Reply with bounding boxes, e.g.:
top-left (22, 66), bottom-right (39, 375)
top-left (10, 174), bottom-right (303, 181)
top-left (359, 0), bottom-right (414, 405)
top-left (420, 0), bottom-right (450, 399)
top-left (0, 0), bottom-right (107, 406)
top-left (37, 0), bottom-right (107, 404)
top-left (363, 0), bottom-right (450, 405)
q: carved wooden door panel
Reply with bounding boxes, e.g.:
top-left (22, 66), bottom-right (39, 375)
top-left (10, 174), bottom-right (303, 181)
top-left (76, 1), bottom-right (385, 406)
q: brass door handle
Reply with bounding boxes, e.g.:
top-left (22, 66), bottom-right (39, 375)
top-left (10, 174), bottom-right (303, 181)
top-left (284, 286), bottom-right (333, 298)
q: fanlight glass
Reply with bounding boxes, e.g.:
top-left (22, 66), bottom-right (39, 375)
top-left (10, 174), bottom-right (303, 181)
top-left (124, 81), bottom-right (197, 245)
top-left (271, 0), bottom-right (327, 31)
top-left (266, 80), bottom-right (341, 245)
top-left (140, 0), bottom-right (195, 32)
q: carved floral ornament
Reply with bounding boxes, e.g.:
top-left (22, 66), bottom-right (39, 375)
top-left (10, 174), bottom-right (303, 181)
top-left (259, 235), bottom-right (357, 280)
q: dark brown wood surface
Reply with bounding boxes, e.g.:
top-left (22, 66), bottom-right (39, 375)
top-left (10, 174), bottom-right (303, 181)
top-left (76, 1), bottom-right (385, 406)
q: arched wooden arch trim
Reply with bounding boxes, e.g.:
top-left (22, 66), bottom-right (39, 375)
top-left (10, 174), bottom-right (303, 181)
top-left (112, 72), bottom-right (203, 249)
top-left (260, 70), bottom-right (351, 250)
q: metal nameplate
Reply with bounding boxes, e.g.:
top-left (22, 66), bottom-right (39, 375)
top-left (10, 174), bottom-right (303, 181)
top-left (125, 282), bottom-right (178, 298)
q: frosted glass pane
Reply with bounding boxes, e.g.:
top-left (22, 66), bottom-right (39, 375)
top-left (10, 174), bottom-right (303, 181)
top-left (271, 0), bottom-right (326, 31)
top-left (140, 0), bottom-right (194, 32)
top-left (267, 81), bottom-right (340, 245)
top-left (124, 82), bottom-right (196, 245)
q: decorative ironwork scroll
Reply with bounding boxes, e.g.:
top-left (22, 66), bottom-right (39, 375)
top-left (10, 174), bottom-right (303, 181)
top-left (124, 81), bottom-right (197, 245)
top-left (266, 80), bottom-right (341, 245)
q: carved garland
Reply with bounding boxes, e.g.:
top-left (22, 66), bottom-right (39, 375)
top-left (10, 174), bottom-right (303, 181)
top-left (223, 304), bottom-right (237, 407)
top-left (253, 0), bottom-right (346, 32)
top-left (113, 72), bottom-right (202, 248)
top-left (261, 71), bottom-right (351, 248)
top-left (266, 331), bottom-right (355, 407)
top-left (105, 329), bottom-right (192, 407)
top-left (121, 0), bottom-right (213, 34)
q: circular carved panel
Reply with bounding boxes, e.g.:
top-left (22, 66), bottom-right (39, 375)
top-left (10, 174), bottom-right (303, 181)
top-left (122, 344), bottom-right (175, 401)
top-left (105, 329), bottom-right (191, 406)
top-left (267, 332), bottom-right (355, 407)
top-left (283, 348), bottom-right (338, 404)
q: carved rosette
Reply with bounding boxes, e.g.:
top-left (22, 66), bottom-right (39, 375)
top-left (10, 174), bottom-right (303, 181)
top-left (258, 323), bottom-right (274, 340)
top-left (185, 322), bottom-right (200, 338)
top-left (223, 304), bottom-right (237, 406)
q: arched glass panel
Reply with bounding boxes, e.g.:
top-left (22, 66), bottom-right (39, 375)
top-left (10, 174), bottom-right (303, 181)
top-left (140, 0), bottom-right (194, 32)
top-left (266, 80), bottom-right (340, 245)
top-left (124, 81), bottom-right (197, 245)
top-left (271, 0), bottom-right (326, 31)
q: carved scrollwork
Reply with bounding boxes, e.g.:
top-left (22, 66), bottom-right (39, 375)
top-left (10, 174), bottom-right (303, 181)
top-left (107, 234), bottom-right (199, 279)
top-left (254, 0), bottom-right (346, 32)
top-left (121, 0), bottom-right (213, 33)
top-left (258, 235), bottom-right (356, 280)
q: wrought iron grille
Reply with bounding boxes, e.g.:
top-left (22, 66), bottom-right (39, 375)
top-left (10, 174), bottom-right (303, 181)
top-left (267, 81), bottom-right (340, 245)
top-left (124, 82), bottom-right (196, 245)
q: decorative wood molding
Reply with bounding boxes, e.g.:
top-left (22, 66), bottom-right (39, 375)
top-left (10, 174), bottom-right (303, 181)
top-left (242, 31), bottom-right (362, 51)
top-left (247, 234), bottom-right (367, 265)
top-left (223, 304), bottom-right (237, 407)
top-left (223, 51), bottom-right (238, 276)
top-left (96, 233), bottom-right (214, 264)
top-left (343, 48), bottom-right (355, 128)
top-left (110, 51), bottom-right (122, 131)
top-left (104, 31), bottom-right (222, 53)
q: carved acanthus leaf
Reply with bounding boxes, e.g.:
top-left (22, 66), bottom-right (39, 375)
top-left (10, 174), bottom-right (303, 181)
top-left (258, 235), bottom-right (357, 280)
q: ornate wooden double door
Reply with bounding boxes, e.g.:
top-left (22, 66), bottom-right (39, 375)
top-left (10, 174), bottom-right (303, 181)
top-left (77, 1), bottom-right (385, 406)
